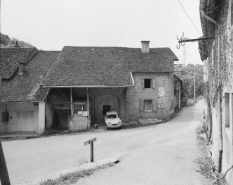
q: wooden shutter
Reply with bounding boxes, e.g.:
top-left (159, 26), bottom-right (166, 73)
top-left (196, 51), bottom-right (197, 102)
top-left (141, 79), bottom-right (144, 89)
top-left (153, 99), bottom-right (157, 112)
top-left (139, 99), bottom-right (144, 111)
top-left (152, 79), bottom-right (156, 89)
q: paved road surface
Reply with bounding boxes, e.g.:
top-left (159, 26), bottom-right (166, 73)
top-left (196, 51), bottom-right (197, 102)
top-left (2, 99), bottom-right (211, 184)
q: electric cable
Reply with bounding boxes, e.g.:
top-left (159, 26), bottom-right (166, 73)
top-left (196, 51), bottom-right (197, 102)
top-left (177, 0), bottom-right (201, 35)
top-left (140, 0), bottom-right (174, 40)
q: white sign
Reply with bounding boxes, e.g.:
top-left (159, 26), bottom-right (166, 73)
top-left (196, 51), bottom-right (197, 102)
top-left (159, 87), bottom-right (165, 96)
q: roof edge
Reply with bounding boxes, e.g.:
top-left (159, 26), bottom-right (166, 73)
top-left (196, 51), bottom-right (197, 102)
top-left (41, 85), bottom-right (135, 88)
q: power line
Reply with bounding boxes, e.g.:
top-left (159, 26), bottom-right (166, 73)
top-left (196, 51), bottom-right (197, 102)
top-left (140, 0), bottom-right (174, 40)
top-left (146, 0), bottom-right (180, 36)
top-left (177, 0), bottom-right (201, 36)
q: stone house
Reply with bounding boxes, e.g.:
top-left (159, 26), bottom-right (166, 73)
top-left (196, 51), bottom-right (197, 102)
top-left (199, 0), bottom-right (233, 183)
top-left (0, 41), bottom-right (180, 135)
top-left (0, 47), bottom-right (59, 135)
top-left (42, 41), bottom-right (179, 131)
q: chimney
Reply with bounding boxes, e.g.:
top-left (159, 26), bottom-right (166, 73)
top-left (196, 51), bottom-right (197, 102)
top-left (18, 62), bottom-right (25, 75)
top-left (14, 41), bottom-right (20, 48)
top-left (141, 41), bottom-right (150, 53)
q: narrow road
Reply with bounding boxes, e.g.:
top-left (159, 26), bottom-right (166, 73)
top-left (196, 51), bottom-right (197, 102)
top-left (76, 99), bottom-right (212, 185)
top-left (2, 99), bottom-right (211, 185)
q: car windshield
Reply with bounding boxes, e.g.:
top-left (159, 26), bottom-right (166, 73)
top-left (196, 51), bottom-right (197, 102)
top-left (107, 114), bottom-right (117, 119)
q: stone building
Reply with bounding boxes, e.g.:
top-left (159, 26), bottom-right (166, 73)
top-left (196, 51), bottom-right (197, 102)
top-left (0, 41), bottom-right (181, 136)
top-left (199, 0), bottom-right (233, 183)
top-left (43, 41), bottom-right (179, 131)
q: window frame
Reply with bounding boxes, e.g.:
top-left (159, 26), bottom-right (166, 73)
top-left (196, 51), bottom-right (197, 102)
top-left (144, 99), bottom-right (153, 112)
top-left (144, 79), bottom-right (152, 89)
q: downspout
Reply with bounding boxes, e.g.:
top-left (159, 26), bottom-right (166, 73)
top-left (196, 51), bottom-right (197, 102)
top-left (217, 35), bottom-right (223, 173)
top-left (218, 89), bottom-right (223, 173)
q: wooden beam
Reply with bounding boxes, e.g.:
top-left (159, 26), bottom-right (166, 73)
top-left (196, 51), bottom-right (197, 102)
top-left (53, 106), bottom-right (71, 110)
top-left (70, 88), bottom-right (73, 118)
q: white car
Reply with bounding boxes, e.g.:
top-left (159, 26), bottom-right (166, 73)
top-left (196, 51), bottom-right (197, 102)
top-left (105, 111), bottom-right (122, 129)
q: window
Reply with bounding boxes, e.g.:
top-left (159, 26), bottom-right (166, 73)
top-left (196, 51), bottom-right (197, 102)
top-left (231, 0), bottom-right (233, 26)
top-left (225, 93), bottom-right (230, 128)
top-left (144, 100), bottom-right (152, 111)
top-left (232, 93), bottom-right (233, 127)
top-left (74, 102), bottom-right (87, 114)
top-left (144, 79), bottom-right (151, 88)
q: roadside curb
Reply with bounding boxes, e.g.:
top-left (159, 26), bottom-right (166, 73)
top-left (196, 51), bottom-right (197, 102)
top-left (14, 158), bottom-right (118, 185)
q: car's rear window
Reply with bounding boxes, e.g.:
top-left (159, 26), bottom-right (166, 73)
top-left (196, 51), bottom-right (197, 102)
top-left (107, 114), bottom-right (117, 118)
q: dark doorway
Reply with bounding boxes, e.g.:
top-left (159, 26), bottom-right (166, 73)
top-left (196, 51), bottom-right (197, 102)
top-left (103, 105), bottom-right (111, 115)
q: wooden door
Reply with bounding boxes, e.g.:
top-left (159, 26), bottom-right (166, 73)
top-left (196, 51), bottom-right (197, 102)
top-left (95, 94), bottom-right (119, 123)
top-left (16, 111), bottom-right (34, 132)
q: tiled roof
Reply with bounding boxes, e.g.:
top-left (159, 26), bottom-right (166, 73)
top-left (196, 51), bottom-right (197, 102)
top-left (0, 48), bottom-right (37, 79)
top-left (44, 46), bottom-right (178, 87)
top-left (0, 51), bottom-right (59, 102)
top-left (43, 47), bottom-right (134, 87)
top-left (128, 48), bottom-right (178, 72)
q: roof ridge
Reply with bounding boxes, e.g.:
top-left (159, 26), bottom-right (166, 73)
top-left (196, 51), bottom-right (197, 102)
top-left (63, 46), bottom-right (173, 49)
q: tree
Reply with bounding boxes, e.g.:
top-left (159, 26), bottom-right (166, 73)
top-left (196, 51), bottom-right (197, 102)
top-left (174, 64), bottom-right (204, 98)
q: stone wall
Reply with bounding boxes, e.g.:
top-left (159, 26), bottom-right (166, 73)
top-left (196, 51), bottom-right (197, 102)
top-left (126, 72), bottom-right (174, 121)
top-left (204, 0), bottom-right (233, 184)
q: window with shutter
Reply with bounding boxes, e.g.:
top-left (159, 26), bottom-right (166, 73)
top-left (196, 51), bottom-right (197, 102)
top-left (152, 79), bottom-right (156, 89)
top-left (153, 99), bottom-right (157, 112)
top-left (139, 99), bottom-right (144, 111)
top-left (144, 100), bottom-right (152, 111)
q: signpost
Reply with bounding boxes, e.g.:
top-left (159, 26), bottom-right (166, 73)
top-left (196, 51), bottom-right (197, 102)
top-left (0, 141), bottom-right (11, 185)
top-left (84, 138), bottom-right (97, 162)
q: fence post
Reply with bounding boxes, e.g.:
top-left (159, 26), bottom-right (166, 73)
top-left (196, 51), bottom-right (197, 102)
top-left (0, 141), bottom-right (11, 185)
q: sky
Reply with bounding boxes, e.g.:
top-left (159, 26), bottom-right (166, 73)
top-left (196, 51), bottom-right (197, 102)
top-left (1, 0), bottom-right (203, 65)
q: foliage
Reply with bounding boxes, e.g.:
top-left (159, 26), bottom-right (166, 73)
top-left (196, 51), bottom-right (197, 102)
top-left (174, 64), bottom-right (204, 98)
top-left (40, 162), bottom-right (115, 185)
top-left (0, 32), bottom-right (34, 48)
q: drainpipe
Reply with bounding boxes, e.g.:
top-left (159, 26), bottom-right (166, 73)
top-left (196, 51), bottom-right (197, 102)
top-left (217, 34), bottom-right (223, 173)
top-left (218, 89), bottom-right (223, 173)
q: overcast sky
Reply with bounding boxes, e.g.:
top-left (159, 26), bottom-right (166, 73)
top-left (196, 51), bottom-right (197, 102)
top-left (1, 0), bottom-right (203, 65)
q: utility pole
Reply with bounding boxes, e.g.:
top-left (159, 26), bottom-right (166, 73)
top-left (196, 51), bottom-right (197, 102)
top-left (194, 67), bottom-right (196, 100)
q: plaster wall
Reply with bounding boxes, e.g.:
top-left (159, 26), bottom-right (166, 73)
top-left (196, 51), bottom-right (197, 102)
top-left (38, 102), bottom-right (45, 135)
top-left (205, 1), bottom-right (233, 183)
top-left (126, 72), bottom-right (174, 121)
top-left (221, 1), bottom-right (233, 183)
top-left (0, 102), bottom-right (39, 133)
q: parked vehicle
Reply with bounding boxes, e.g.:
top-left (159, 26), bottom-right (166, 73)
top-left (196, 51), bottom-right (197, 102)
top-left (104, 111), bottom-right (122, 129)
